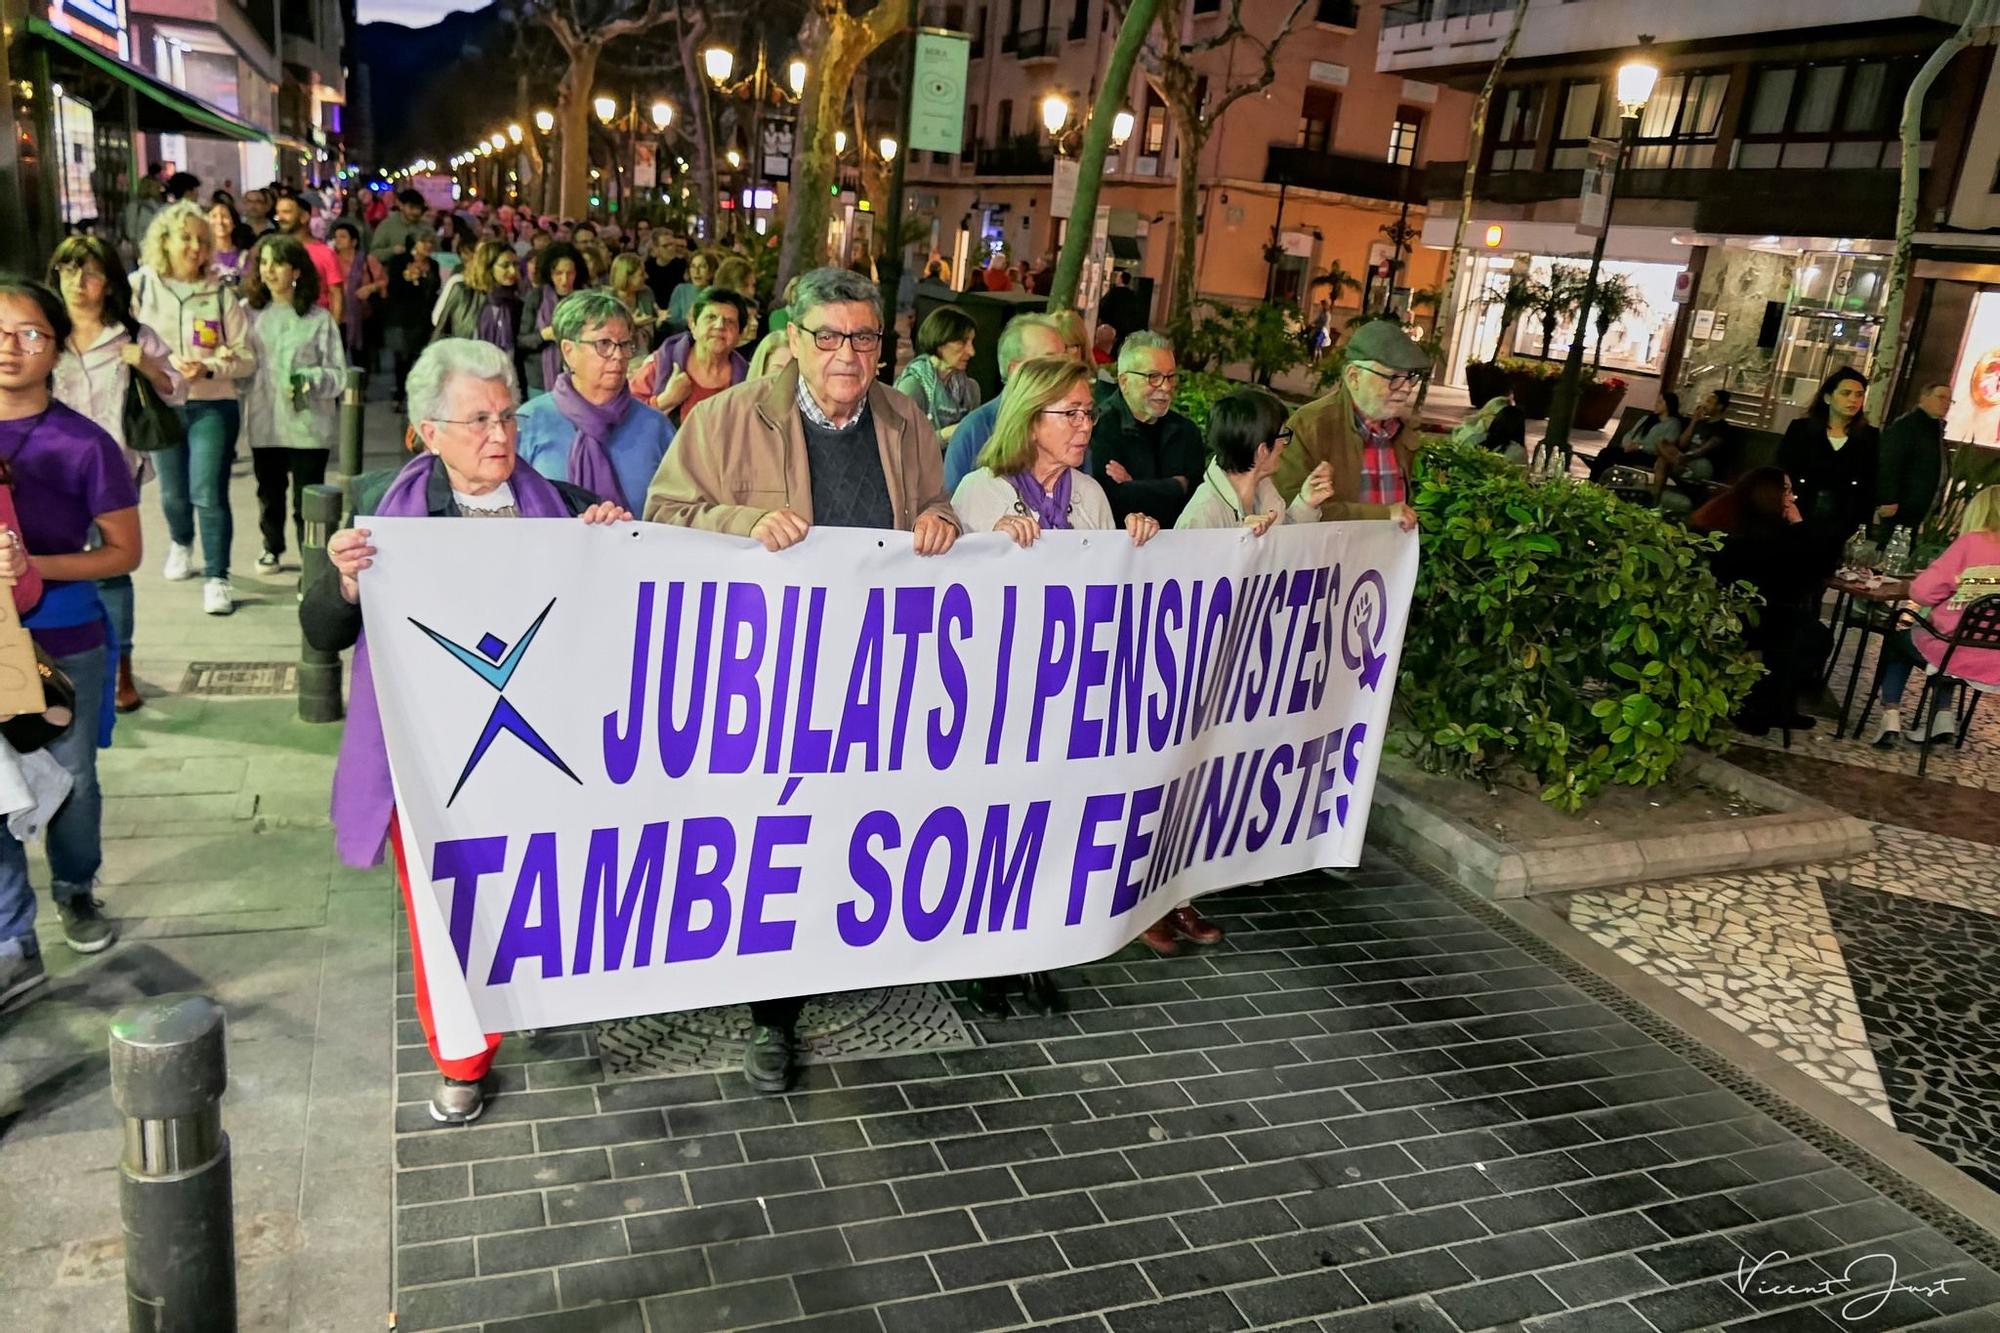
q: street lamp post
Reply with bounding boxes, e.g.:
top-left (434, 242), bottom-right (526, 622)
top-left (705, 36), bottom-right (805, 243)
top-left (1543, 42), bottom-right (1659, 466)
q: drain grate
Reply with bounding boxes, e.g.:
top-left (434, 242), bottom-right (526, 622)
top-left (179, 661), bottom-right (298, 696)
top-left (596, 984), bottom-right (978, 1079)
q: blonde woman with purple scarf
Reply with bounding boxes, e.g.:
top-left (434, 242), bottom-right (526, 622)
top-left (948, 355), bottom-right (1157, 1019)
top-left (514, 290), bottom-right (673, 514)
top-left (951, 356), bottom-right (1159, 549)
top-left (304, 338), bottom-right (628, 1125)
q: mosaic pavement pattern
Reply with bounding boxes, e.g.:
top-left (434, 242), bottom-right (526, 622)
top-left (1568, 614), bottom-right (2000, 1197)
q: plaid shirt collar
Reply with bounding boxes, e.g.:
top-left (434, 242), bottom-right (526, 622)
top-left (797, 376), bottom-right (869, 433)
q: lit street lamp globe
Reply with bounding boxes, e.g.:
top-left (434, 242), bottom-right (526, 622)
top-left (787, 59), bottom-right (807, 98)
top-left (594, 95), bottom-right (618, 125)
top-left (1615, 57), bottom-right (1660, 115)
top-left (507, 123), bottom-right (523, 144)
top-left (704, 46), bottom-right (734, 87)
top-left (879, 137), bottom-right (897, 163)
top-left (1111, 108), bottom-right (1135, 148)
top-left (650, 101), bottom-right (672, 130)
top-left (1041, 93), bottom-right (1069, 136)
top-left (534, 109), bottom-right (554, 133)
top-left (834, 130), bottom-right (848, 155)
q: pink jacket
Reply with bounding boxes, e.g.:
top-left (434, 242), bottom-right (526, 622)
top-left (0, 483), bottom-right (42, 616)
top-left (1912, 530), bottom-right (2000, 684)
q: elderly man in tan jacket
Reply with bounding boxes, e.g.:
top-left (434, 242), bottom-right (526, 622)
top-left (645, 265), bottom-right (959, 553)
top-left (643, 265), bottom-right (958, 1095)
top-left (1272, 319), bottom-right (1428, 530)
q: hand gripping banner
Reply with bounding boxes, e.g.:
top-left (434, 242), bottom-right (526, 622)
top-left (362, 519), bottom-right (1419, 1058)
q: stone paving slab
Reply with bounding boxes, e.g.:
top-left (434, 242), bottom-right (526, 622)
top-left (390, 854), bottom-right (2000, 1332)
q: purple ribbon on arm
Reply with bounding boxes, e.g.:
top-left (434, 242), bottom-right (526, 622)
top-left (550, 371), bottom-right (634, 510)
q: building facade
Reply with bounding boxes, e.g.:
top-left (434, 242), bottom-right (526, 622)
top-left (1381, 0), bottom-right (1987, 427)
top-left (898, 0), bottom-right (1472, 327)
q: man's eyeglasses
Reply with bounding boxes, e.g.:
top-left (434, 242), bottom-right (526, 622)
top-left (571, 337), bottom-right (640, 360)
top-left (0, 325), bottom-right (53, 352)
top-left (1122, 370), bottom-right (1178, 389)
top-left (1351, 363), bottom-right (1428, 394)
top-left (1039, 406), bottom-right (1100, 426)
top-left (431, 410), bottom-right (519, 435)
top-left (799, 326), bottom-right (883, 353)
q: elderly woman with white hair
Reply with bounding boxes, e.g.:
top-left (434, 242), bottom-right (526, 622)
top-left (514, 289), bottom-right (673, 514)
top-left (302, 338), bottom-right (629, 1126)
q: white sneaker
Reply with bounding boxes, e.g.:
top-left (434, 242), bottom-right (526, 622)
top-left (202, 578), bottom-right (234, 616)
top-left (162, 542), bottom-right (193, 581)
top-left (1930, 707), bottom-right (1960, 741)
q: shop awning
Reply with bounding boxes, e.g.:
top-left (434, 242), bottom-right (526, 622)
top-left (29, 18), bottom-right (269, 143)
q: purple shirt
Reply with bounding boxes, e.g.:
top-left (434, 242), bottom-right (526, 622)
top-left (0, 401), bottom-right (140, 653)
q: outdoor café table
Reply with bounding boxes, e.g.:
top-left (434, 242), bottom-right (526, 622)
top-left (1821, 570), bottom-right (1912, 738)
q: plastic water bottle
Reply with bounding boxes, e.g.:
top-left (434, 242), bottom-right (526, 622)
top-left (1884, 527), bottom-right (1911, 574)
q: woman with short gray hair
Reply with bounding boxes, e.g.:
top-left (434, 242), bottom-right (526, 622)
top-left (303, 337), bottom-right (630, 1126)
top-left (516, 290), bottom-right (673, 512)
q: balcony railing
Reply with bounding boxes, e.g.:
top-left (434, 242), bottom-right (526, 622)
top-left (1265, 146), bottom-right (1427, 203)
top-left (1383, 0), bottom-right (1521, 29)
top-left (1419, 160), bottom-right (1900, 237)
top-left (1013, 27), bottom-right (1056, 60)
top-left (975, 138), bottom-right (1056, 176)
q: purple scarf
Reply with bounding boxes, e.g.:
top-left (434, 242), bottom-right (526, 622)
top-left (1009, 467), bottom-right (1075, 530)
top-left (328, 452), bottom-right (570, 867)
top-left (550, 371), bottom-right (634, 509)
top-left (536, 285), bottom-right (561, 388)
top-left (476, 289), bottom-right (519, 352)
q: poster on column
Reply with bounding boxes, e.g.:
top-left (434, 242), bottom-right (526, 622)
top-left (364, 520), bottom-right (1420, 1057)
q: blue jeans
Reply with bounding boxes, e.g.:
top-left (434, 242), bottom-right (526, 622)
top-left (1880, 630), bottom-right (1957, 712)
top-left (99, 574), bottom-right (134, 653)
top-left (0, 646), bottom-right (108, 959)
top-left (157, 399), bottom-right (240, 580)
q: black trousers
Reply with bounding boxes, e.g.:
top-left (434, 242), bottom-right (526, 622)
top-left (750, 997), bottom-right (805, 1034)
top-left (252, 447), bottom-right (328, 557)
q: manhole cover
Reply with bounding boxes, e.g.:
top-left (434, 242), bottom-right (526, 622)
top-left (180, 661), bottom-right (298, 696)
top-left (596, 985), bottom-right (978, 1079)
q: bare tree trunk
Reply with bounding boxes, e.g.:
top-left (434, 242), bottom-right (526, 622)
top-left (1164, 94), bottom-right (1204, 342)
top-left (1416, 0), bottom-right (1529, 415)
top-left (674, 10), bottom-right (720, 241)
top-left (1048, 0), bottom-right (1158, 309)
top-left (555, 41), bottom-right (601, 219)
top-left (1870, 0), bottom-right (1994, 422)
top-left (777, 2), bottom-right (914, 291)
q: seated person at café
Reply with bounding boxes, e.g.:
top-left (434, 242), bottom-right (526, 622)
top-left (1868, 485), bottom-right (2000, 746)
top-left (1690, 467), bottom-right (1829, 736)
top-left (1652, 388), bottom-right (1738, 496)
top-left (1588, 390), bottom-right (1682, 480)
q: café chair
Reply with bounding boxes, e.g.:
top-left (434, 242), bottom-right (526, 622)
top-left (1850, 594), bottom-right (2000, 777)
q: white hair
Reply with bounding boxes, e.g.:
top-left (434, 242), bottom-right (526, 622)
top-left (1117, 330), bottom-right (1175, 375)
top-left (406, 338), bottom-right (519, 430)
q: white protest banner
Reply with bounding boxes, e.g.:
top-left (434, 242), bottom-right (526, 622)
top-left (364, 520), bottom-right (1419, 1058)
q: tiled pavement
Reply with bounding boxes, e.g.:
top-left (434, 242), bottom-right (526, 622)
top-left (390, 854), bottom-right (2000, 1332)
top-left (1564, 621), bottom-right (2000, 1234)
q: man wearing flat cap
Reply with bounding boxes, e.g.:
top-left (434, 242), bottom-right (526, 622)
top-left (1272, 319), bottom-right (1428, 529)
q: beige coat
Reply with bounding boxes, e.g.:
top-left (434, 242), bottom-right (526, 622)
top-left (644, 365), bottom-right (957, 535)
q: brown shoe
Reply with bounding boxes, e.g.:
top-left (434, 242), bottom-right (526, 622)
top-left (1169, 906), bottom-right (1224, 946)
top-left (115, 657), bottom-right (143, 713)
top-left (1138, 919), bottom-right (1180, 957)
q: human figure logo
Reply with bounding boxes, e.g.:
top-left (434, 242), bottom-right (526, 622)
top-left (408, 597), bottom-right (581, 804)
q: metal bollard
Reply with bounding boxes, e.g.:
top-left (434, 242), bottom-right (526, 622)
top-left (109, 994), bottom-right (237, 1333)
top-left (298, 484), bottom-right (345, 723)
top-left (338, 379), bottom-right (365, 501)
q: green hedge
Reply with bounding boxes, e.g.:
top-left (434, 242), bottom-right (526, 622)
top-left (1399, 436), bottom-right (1763, 810)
